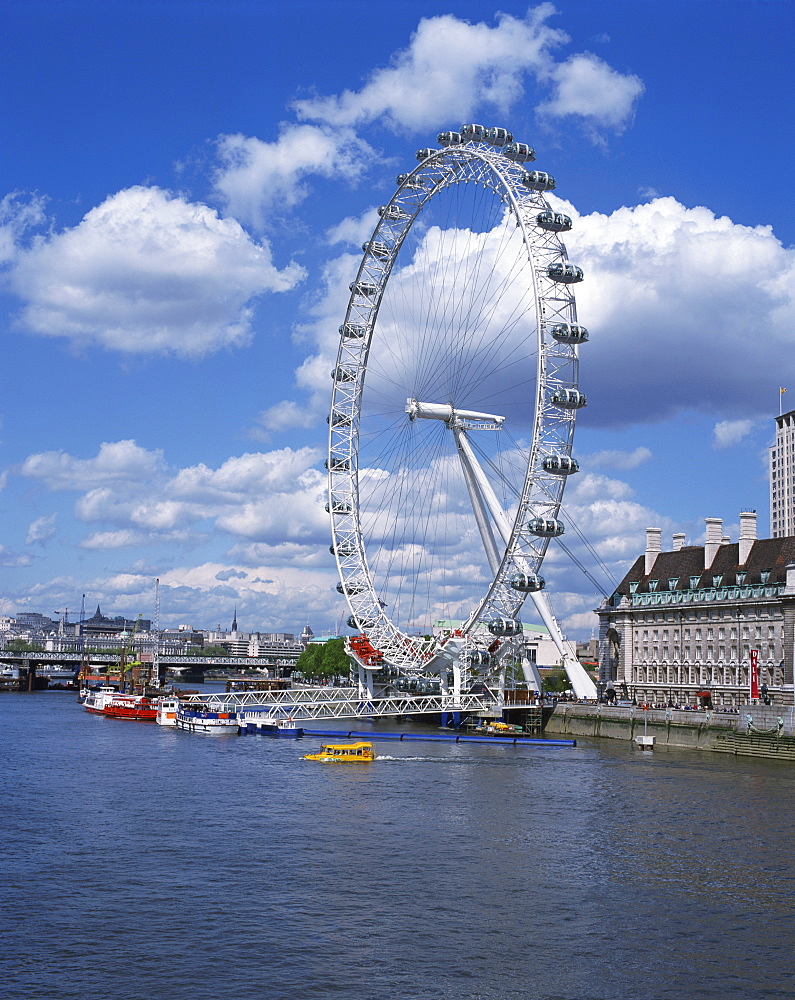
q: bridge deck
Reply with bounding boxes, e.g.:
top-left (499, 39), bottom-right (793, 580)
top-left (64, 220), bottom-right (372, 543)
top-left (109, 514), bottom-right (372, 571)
top-left (186, 687), bottom-right (509, 721)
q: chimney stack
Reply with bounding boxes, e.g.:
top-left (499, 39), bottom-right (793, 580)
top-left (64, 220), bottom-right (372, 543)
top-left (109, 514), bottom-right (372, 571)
top-left (645, 527), bottom-right (662, 575)
top-left (704, 517), bottom-right (723, 568)
top-left (672, 532), bottom-right (686, 551)
top-left (739, 510), bottom-right (757, 564)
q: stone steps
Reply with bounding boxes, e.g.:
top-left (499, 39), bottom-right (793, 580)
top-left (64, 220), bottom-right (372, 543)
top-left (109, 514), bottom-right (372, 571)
top-left (713, 732), bottom-right (795, 760)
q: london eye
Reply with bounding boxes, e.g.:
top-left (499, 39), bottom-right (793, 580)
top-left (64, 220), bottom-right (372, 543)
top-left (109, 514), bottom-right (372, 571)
top-left (327, 125), bottom-right (594, 696)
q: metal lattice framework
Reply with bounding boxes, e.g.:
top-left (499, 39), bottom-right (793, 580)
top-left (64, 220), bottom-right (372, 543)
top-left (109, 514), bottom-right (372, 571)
top-left (328, 127), bottom-right (587, 676)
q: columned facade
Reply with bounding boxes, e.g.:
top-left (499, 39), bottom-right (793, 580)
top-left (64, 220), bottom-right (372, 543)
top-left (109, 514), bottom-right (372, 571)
top-left (597, 513), bottom-right (795, 707)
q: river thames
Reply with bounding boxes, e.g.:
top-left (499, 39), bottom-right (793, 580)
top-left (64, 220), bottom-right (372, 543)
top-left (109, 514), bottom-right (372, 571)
top-left (1, 690), bottom-right (793, 1000)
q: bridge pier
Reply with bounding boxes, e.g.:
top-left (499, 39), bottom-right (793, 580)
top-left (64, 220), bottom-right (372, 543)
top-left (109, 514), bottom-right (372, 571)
top-left (441, 711), bottom-right (463, 729)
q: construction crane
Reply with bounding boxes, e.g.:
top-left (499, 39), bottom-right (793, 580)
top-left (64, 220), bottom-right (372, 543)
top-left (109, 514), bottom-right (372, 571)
top-left (76, 594), bottom-right (88, 693)
top-left (119, 615), bottom-right (143, 694)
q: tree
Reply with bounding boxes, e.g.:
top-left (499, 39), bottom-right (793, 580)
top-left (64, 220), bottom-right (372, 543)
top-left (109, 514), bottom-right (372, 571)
top-left (200, 644), bottom-right (232, 657)
top-left (542, 669), bottom-right (569, 694)
top-left (295, 643), bottom-right (322, 677)
top-left (6, 640), bottom-right (45, 652)
top-left (296, 639), bottom-right (351, 681)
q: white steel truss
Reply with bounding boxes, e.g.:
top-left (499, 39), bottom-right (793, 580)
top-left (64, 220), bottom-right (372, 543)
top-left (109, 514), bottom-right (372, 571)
top-left (184, 687), bottom-right (496, 720)
top-left (328, 130), bottom-right (586, 678)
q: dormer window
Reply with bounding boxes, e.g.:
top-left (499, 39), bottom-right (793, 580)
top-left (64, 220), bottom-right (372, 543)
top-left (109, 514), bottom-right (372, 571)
top-left (629, 582), bottom-right (639, 593)
top-left (690, 575), bottom-right (700, 589)
top-left (760, 570), bottom-right (771, 584)
top-left (648, 580), bottom-right (658, 592)
top-left (712, 574), bottom-right (722, 588)
top-left (736, 572), bottom-right (746, 585)
top-left (668, 578), bottom-right (679, 591)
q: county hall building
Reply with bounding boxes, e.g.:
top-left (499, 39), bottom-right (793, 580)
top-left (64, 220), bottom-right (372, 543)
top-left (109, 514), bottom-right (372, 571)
top-left (597, 511), bottom-right (795, 707)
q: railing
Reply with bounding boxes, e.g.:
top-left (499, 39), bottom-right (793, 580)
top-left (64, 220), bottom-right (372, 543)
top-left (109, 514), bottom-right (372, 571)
top-left (628, 584), bottom-right (781, 607)
top-left (0, 651), bottom-right (282, 667)
top-left (187, 686), bottom-right (497, 720)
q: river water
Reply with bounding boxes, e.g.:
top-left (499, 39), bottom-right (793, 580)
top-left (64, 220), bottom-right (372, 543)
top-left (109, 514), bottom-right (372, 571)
top-left (1, 690), bottom-right (793, 1000)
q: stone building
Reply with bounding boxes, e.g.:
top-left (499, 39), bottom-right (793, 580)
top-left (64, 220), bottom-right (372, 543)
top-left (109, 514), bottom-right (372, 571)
top-left (771, 407), bottom-right (795, 538)
top-left (597, 511), bottom-right (795, 707)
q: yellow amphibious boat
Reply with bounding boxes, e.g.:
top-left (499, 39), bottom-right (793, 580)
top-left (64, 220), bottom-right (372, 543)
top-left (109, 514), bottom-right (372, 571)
top-left (303, 741), bottom-right (375, 762)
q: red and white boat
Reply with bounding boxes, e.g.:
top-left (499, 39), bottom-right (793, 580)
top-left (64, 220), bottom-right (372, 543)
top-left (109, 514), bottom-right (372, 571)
top-left (83, 686), bottom-right (158, 721)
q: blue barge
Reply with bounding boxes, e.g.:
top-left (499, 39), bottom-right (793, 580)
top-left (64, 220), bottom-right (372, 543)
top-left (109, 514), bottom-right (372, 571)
top-left (303, 729), bottom-right (575, 747)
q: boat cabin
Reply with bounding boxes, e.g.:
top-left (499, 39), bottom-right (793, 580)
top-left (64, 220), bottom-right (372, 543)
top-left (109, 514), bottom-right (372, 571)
top-left (304, 741), bottom-right (375, 762)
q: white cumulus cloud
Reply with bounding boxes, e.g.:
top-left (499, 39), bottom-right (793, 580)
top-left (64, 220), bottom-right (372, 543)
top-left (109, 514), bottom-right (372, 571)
top-left (536, 51), bottom-right (644, 132)
top-left (10, 186), bottom-right (305, 357)
top-left (559, 195), bottom-right (795, 426)
top-left (713, 419), bottom-right (756, 449)
top-left (20, 440), bottom-right (164, 491)
top-left (25, 514), bottom-right (57, 546)
top-left (293, 5), bottom-right (641, 134)
top-left (213, 124), bottom-right (374, 230)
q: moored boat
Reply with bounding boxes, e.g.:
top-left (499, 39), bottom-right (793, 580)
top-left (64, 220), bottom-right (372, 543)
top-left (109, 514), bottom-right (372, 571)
top-left (175, 703), bottom-right (239, 735)
top-left (472, 721), bottom-right (525, 737)
top-left (238, 708), bottom-right (303, 737)
top-left (303, 741), bottom-right (375, 762)
top-left (155, 695), bottom-right (180, 727)
top-left (83, 687), bottom-right (158, 721)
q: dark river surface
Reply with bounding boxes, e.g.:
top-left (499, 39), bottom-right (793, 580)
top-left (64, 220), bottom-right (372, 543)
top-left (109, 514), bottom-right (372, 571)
top-left (1, 690), bottom-right (793, 1000)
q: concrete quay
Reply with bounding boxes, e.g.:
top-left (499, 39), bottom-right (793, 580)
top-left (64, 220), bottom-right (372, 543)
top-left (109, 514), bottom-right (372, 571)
top-left (543, 702), bottom-right (795, 759)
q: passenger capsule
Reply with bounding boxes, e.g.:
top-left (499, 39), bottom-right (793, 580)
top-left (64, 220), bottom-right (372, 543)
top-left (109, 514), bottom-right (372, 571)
top-left (378, 204), bottom-right (410, 221)
top-left (396, 173), bottom-right (427, 190)
top-left (331, 366), bottom-right (356, 383)
top-left (522, 170), bottom-right (556, 192)
top-left (527, 517), bottom-right (565, 537)
top-left (536, 210), bottom-right (572, 232)
top-left (347, 615), bottom-right (376, 630)
top-left (327, 410), bottom-right (351, 427)
top-left (362, 241), bottom-right (390, 260)
top-left (415, 148), bottom-right (435, 161)
top-left (550, 388), bottom-right (587, 409)
top-left (502, 141), bottom-right (535, 162)
top-left (325, 456), bottom-right (350, 472)
top-left (542, 454), bottom-right (579, 475)
top-left (417, 678), bottom-right (441, 694)
top-left (487, 618), bottom-right (523, 637)
top-left (466, 650), bottom-right (492, 668)
top-left (547, 263), bottom-right (583, 284)
top-left (326, 501), bottom-right (352, 514)
top-left (509, 573), bottom-right (545, 593)
top-left (349, 280), bottom-right (379, 297)
top-left (437, 131), bottom-right (463, 146)
top-left (339, 323), bottom-right (367, 339)
top-left (549, 322), bottom-right (589, 344)
top-left (484, 126), bottom-right (513, 146)
top-left (460, 123), bottom-right (487, 141)
top-left (337, 581), bottom-right (366, 595)
top-left (330, 543), bottom-right (356, 557)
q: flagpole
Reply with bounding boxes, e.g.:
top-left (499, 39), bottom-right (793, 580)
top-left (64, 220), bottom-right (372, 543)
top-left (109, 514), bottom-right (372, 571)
top-left (780, 387), bottom-right (788, 417)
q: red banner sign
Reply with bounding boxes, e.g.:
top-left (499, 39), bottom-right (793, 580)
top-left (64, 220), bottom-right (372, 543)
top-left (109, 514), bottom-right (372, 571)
top-left (750, 648), bottom-right (759, 699)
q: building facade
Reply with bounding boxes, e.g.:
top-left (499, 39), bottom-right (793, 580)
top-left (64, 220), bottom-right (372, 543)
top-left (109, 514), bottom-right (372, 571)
top-left (770, 407), bottom-right (795, 538)
top-left (597, 512), bottom-right (795, 707)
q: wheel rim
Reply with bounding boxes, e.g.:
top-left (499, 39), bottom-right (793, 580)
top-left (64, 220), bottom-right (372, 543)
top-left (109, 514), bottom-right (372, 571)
top-left (329, 134), bottom-right (584, 673)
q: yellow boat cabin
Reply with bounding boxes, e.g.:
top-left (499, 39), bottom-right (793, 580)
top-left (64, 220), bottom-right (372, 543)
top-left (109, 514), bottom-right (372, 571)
top-left (303, 741), bottom-right (375, 762)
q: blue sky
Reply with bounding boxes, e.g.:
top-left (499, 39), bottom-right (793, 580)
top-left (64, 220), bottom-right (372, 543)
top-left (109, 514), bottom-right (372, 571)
top-left (1, 0), bottom-right (793, 639)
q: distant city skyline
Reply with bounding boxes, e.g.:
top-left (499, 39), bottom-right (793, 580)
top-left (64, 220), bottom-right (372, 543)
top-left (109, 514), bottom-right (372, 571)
top-left (1, 1), bottom-right (793, 640)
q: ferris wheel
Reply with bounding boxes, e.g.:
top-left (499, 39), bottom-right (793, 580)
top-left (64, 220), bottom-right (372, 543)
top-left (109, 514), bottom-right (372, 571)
top-left (327, 124), bottom-right (589, 680)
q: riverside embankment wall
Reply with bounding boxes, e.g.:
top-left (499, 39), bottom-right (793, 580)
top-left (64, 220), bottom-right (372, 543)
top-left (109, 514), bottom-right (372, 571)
top-left (544, 703), bottom-right (795, 751)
